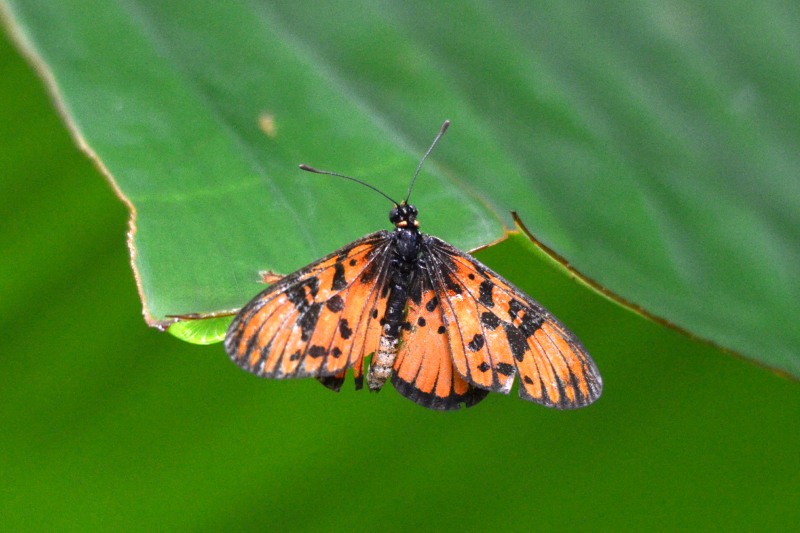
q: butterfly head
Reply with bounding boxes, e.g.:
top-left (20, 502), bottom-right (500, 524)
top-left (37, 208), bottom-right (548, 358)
top-left (390, 202), bottom-right (419, 230)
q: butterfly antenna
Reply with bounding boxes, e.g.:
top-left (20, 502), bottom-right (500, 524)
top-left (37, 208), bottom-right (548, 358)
top-left (404, 120), bottom-right (450, 204)
top-left (299, 164), bottom-right (399, 205)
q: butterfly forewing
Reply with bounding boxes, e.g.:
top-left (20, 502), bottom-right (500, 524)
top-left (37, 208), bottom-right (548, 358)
top-left (424, 237), bottom-right (603, 409)
top-left (225, 231), bottom-right (392, 383)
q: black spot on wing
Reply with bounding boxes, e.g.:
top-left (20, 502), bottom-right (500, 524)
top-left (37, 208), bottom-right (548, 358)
top-left (480, 311), bottom-right (501, 330)
top-left (326, 294), bottom-right (344, 312)
top-left (467, 333), bottom-right (485, 352)
top-left (417, 317), bottom-right (426, 327)
top-left (297, 302), bottom-right (322, 341)
top-left (425, 296), bottom-right (439, 312)
top-left (503, 323), bottom-right (529, 362)
top-left (478, 280), bottom-right (494, 307)
top-left (437, 325), bottom-right (446, 334)
top-left (331, 346), bottom-right (342, 358)
top-left (286, 284), bottom-right (306, 309)
top-left (308, 345), bottom-right (327, 358)
top-left (286, 277), bottom-right (320, 313)
top-left (339, 319), bottom-right (353, 340)
top-left (331, 262), bottom-right (347, 291)
top-left (508, 299), bottom-right (525, 321)
top-left (477, 362), bottom-right (490, 372)
top-left (307, 277), bottom-right (321, 298)
top-left (519, 312), bottom-right (545, 338)
top-left (496, 362), bottom-right (514, 376)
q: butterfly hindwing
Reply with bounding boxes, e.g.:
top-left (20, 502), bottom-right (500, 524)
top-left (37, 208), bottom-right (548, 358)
top-left (225, 231), bottom-right (392, 385)
top-left (391, 271), bottom-right (490, 410)
top-left (422, 245), bottom-right (516, 395)
top-left (423, 236), bottom-right (603, 409)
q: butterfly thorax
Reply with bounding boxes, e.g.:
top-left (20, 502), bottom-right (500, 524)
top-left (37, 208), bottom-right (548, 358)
top-left (389, 201), bottom-right (420, 251)
top-left (387, 202), bottom-right (423, 311)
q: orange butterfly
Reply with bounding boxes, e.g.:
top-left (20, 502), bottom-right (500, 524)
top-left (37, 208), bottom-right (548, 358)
top-left (225, 121), bottom-right (602, 410)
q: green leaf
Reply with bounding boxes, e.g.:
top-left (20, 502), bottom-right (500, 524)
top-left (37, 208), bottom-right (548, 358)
top-left (3, 1), bottom-right (799, 378)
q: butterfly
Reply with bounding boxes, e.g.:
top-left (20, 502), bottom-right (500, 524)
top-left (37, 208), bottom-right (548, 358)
top-left (224, 121), bottom-right (602, 410)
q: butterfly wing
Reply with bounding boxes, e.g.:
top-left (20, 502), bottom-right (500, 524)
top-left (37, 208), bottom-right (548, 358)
top-left (224, 231), bottom-right (393, 387)
top-left (391, 271), bottom-right (490, 410)
top-left (422, 236), bottom-right (602, 409)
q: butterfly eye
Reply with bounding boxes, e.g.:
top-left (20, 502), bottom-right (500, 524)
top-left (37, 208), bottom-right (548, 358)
top-left (389, 207), bottom-right (402, 224)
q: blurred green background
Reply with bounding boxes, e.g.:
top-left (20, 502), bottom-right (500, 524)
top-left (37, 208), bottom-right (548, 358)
top-left (2, 3), bottom-right (799, 532)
